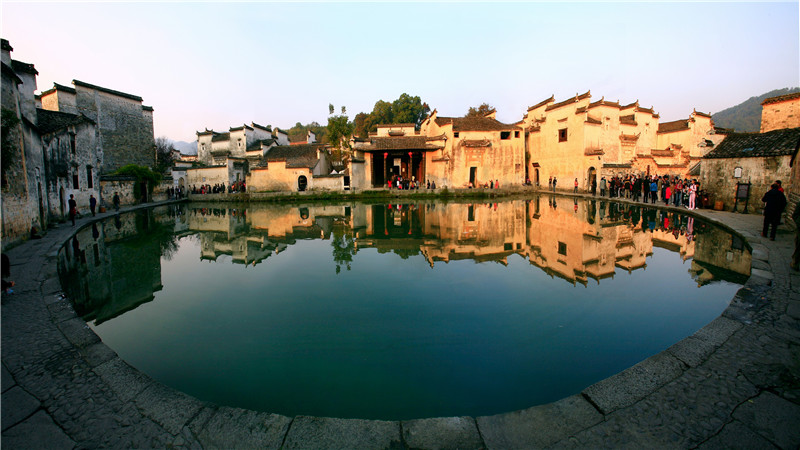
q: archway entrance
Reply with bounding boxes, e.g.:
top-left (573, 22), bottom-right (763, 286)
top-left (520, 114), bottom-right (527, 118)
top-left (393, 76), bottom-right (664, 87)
top-left (535, 168), bottom-right (540, 187)
top-left (298, 175), bottom-right (308, 191)
top-left (588, 167), bottom-right (597, 193)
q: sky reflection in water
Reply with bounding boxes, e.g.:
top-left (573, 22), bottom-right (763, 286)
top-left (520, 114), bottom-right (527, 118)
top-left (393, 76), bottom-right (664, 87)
top-left (59, 198), bottom-right (750, 420)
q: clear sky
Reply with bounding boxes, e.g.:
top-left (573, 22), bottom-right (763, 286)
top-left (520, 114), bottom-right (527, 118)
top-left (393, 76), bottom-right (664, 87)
top-left (2, 1), bottom-right (798, 143)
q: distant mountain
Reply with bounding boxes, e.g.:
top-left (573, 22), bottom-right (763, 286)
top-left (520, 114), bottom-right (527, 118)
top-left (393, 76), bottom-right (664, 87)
top-left (712, 87), bottom-right (800, 133)
top-left (172, 140), bottom-right (197, 155)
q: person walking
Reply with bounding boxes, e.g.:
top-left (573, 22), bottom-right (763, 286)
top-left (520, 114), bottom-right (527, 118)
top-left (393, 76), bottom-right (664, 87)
top-left (89, 194), bottom-right (97, 216)
top-left (68, 194), bottom-right (77, 226)
top-left (762, 183), bottom-right (787, 241)
top-left (574, 178), bottom-right (578, 193)
top-left (552, 177), bottom-right (557, 192)
top-left (113, 192), bottom-right (120, 212)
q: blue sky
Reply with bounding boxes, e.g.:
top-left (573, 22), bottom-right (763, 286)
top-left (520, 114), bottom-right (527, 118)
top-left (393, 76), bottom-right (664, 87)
top-left (2, 2), bottom-right (798, 142)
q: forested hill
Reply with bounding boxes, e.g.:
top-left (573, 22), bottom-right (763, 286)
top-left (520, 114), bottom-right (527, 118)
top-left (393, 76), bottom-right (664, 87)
top-left (712, 87), bottom-right (800, 132)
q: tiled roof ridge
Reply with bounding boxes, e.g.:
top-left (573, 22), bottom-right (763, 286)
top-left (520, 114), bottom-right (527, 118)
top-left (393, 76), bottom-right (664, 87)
top-left (528, 95), bottom-right (555, 111)
top-left (10, 59), bottom-right (38, 75)
top-left (762, 92), bottom-right (800, 105)
top-left (72, 79), bottom-right (143, 102)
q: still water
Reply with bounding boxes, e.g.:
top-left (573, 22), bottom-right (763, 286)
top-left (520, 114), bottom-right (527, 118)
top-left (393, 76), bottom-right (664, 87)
top-left (59, 197), bottom-right (750, 420)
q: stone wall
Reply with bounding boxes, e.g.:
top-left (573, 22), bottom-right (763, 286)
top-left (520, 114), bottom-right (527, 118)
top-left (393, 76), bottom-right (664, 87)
top-left (99, 177), bottom-right (138, 208)
top-left (761, 98), bottom-right (800, 133)
top-left (247, 164), bottom-right (313, 192)
top-left (700, 155), bottom-right (793, 213)
top-left (311, 174), bottom-right (344, 191)
top-left (73, 83), bottom-right (154, 174)
top-left (186, 166), bottom-right (229, 189)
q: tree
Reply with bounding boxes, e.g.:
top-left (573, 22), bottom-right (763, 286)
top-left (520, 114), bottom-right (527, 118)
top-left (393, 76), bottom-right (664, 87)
top-left (392, 93), bottom-right (429, 127)
top-left (327, 110), bottom-right (354, 160)
top-left (465, 103), bottom-right (495, 117)
top-left (353, 112), bottom-right (369, 139)
top-left (154, 136), bottom-right (175, 175)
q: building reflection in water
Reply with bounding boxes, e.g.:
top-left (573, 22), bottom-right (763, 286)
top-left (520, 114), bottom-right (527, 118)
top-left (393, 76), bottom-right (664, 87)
top-left (59, 198), bottom-right (751, 323)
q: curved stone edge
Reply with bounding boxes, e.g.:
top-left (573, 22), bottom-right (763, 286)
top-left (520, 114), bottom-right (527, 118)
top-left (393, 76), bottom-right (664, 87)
top-left (2, 199), bottom-right (797, 449)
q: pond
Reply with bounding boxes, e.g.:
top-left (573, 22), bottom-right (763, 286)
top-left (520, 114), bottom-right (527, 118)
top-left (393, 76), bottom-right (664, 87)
top-left (58, 197), bottom-right (751, 420)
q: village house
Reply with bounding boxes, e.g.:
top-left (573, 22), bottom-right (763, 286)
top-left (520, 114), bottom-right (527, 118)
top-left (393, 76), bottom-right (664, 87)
top-left (1, 39), bottom-right (49, 246)
top-left (2, 39), bottom-right (159, 248)
top-left (351, 109), bottom-right (525, 189)
top-left (246, 144), bottom-right (338, 192)
top-left (520, 91), bottom-right (725, 190)
top-left (700, 92), bottom-right (800, 214)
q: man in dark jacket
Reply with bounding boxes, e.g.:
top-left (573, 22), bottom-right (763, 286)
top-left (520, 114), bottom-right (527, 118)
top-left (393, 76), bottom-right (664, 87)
top-left (762, 183), bottom-right (787, 240)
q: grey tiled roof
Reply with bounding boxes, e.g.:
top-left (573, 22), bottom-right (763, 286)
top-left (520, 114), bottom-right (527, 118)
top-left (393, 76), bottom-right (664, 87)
top-left (37, 108), bottom-right (94, 135)
top-left (265, 144), bottom-right (321, 168)
top-left (434, 116), bottom-right (521, 132)
top-left (703, 128), bottom-right (800, 159)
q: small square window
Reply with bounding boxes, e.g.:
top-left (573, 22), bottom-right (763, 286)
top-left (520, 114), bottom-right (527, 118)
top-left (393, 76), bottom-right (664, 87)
top-left (558, 241), bottom-right (567, 255)
top-left (454, 132), bottom-right (460, 138)
top-left (514, 131), bottom-right (520, 138)
top-left (558, 128), bottom-right (568, 142)
top-left (501, 131), bottom-right (511, 140)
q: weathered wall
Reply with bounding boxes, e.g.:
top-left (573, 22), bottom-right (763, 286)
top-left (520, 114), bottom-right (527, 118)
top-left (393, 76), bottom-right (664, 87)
top-left (186, 166), bottom-right (229, 189)
top-left (99, 177), bottom-right (138, 208)
top-left (74, 84), bottom-right (154, 174)
top-left (311, 174), bottom-right (344, 191)
top-left (762, 98), bottom-right (800, 133)
top-left (247, 163), bottom-right (312, 192)
top-left (700, 155), bottom-right (793, 212)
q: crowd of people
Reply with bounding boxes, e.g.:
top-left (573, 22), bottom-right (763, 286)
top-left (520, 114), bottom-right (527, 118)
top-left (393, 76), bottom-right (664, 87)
top-left (573, 174), bottom-right (706, 210)
top-left (190, 181), bottom-right (246, 195)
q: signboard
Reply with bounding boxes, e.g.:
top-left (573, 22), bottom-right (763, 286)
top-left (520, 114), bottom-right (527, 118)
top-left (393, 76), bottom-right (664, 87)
top-left (736, 182), bottom-right (750, 200)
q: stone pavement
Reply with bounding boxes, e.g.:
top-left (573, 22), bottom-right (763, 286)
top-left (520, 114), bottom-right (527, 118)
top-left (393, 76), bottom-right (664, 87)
top-left (2, 196), bottom-right (799, 449)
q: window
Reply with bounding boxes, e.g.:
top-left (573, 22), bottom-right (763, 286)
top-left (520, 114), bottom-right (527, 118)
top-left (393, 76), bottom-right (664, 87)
top-left (468, 205), bottom-right (475, 222)
top-left (72, 172), bottom-right (79, 189)
top-left (504, 243), bottom-right (513, 251)
top-left (454, 132), bottom-right (459, 138)
top-left (86, 166), bottom-right (93, 188)
top-left (558, 241), bottom-right (567, 256)
top-left (501, 131), bottom-right (511, 140)
top-left (514, 131), bottom-right (520, 138)
top-left (70, 133), bottom-right (76, 155)
top-left (558, 128), bottom-right (568, 142)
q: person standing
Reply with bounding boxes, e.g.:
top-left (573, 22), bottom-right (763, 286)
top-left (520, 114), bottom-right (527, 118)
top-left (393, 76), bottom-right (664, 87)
top-left (552, 177), bottom-right (557, 192)
top-left (600, 177), bottom-right (607, 197)
top-left (113, 192), bottom-right (120, 212)
top-left (591, 178), bottom-right (597, 196)
top-left (548, 176), bottom-right (553, 191)
top-left (688, 181), bottom-right (697, 210)
top-left (762, 183), bottom-right (787, 240)
top-left (89, 194), bottom-right (97, 216)
top-left (68, 194), bottom-right (77, 226)
top-left (573, 178), bottom-right (578, 193)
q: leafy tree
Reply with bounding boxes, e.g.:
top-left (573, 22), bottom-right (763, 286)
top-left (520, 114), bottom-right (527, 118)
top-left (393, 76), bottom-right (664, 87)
top-left (327, 110), bottom-right (354, 159)
top-left (392, 93), bottom-right (429, 127)
top-left (353, 112), bottom-right (369, 138)
top-left (154, 136), bottom-right (175, 175)
top-left (329, 103), bottom-right (335, 115)
top-left (465, 103), bottom-right (495, 117)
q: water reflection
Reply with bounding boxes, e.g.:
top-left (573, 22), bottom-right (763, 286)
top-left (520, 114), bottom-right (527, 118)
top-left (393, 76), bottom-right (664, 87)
top-left (60, 198), bottom-right (750, 324)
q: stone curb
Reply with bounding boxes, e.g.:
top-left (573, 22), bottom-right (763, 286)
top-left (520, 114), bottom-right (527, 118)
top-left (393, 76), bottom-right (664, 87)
top-left (2, 196), bottom-right (798, 448)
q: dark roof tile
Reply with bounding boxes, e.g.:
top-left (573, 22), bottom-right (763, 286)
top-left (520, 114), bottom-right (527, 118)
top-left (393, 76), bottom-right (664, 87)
top-left (10, 59), bottom-right (37, 75)
top-left (658, 119), bottom-right (690, 133)
top-left (36, 108), bottom-right (94, 135)
top-left (762, 92), bottom-right (800, 106)
top-left (703, 128), bottom-right (800, 159)
top-left (528, 95), bottom-right (554, 111)
top-left (72, 79), bottom-right (143, 102)
top-left (265, 144), bottom-right (322, 168)
top-left (434, 116), bottom-right (520, 131)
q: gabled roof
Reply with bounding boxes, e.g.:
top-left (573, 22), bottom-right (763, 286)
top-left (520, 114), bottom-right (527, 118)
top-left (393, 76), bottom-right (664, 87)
top-left (246, 138), bottom-right (276, 151)
top-left (544, 92), bottom-right (591, 112)
top-left (620, 114), bottom-right (637, 126)
top-left (362, 135), bottom-right (445, 151)
top-left (762, 92), bottom-right (800, 106)
top-left (528, 95), bottom-right (554, 111)
top-left (434, 116), bottom-right (521, 132)
top-left (36, 108), bottom-right (94, 135)
top-left (10, 59), bottom-right (37, 76)
top-left (265, 144), bottom-right (322, 168)
top-left (658, 119), bottom-right (690, 133)
top-left (703, 128), bottom-right (800, 159)
top-left (40, 82), bottom-right (77, 97)
top-left (211, 132), bottom-right (230, 142)
top-left (73, 80), bottom-right (143, 102)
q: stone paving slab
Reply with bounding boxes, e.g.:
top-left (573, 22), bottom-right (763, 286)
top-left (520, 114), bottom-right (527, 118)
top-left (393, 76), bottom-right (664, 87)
top-left (477, 394), bottom-right (603, 449)
top-left (1, 410), bottom-right (76, 449)
top-left (582, 352), bottom-right (687, 414)
top-left (1, 386), bottom-right (40, 432)
top-left (1, 197), bottom-right (799, 448)
top-left (401, 416), bottom-right (483, 450)
top-left (282, 416), bottom-right (402, 449)
top-left (732, 391), bottom-right (800, 448)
